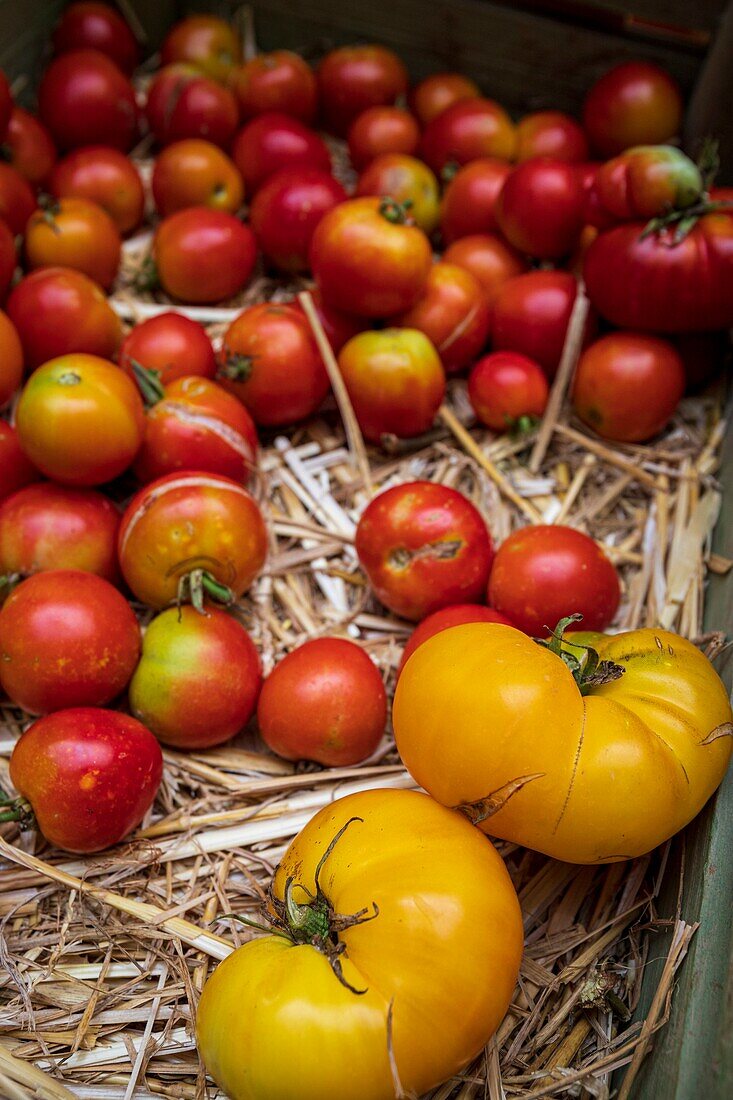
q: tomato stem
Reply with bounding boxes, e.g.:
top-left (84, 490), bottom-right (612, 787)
top-left (0, 795), bottom-right (34, 829)
top-left (378, 196), bottom-right (414, 225)
top-left (641, 197), bottom-right (733, 244)
top-left (0, 573), bottom-right (21, 602)
top-left (177, 569), bottom-right (235, 614)
top-left (130, 359), bottom-right (165, 406)
top-left (219, 353), bottom-right (254, 382)
top-left (537, 615), bottom-right (625, 695)
top-left (135, 254), bottom-right (160, 293)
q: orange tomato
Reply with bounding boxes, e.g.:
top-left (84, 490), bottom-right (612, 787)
top-left (152, 139), bottom-right (244, 217)
top-left (161, 15), bottom-right (241, 83)
top-left (355, 153), bottom-right (440, 234)
top-left (25, 197), bottom-right (121, 289)
top-left (0, 308), bottom-right (23, 408)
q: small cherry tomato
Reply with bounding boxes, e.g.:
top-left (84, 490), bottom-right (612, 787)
top-left (258, 637), bottom-right (387, 766)
top-left (146, 64), bottom-right (238, 148)
top-left (0, 218), bottom-right (16, 302)
top-left (152, 139), bottom-right (244, 217)
top-left (289, 288), bottom-right (366, 354)
top-left (152, 207), bottom-right (257, 304)
top-left (468, 351), bottom-right (549, 432)
top-left (25, 197), bottom-right (121, 290)
top-left (0, 307), bottom-right (23, 407)
top-left (48, 145), bottom-right (145, 234)
top-left (398, 603), bottom-right (516, 674)
top-left (488, 525), bottom-right (620, 635)
top-left (119, 312), bottom-right (217, 386)
top-left (572, 331), bottom-right (685, 442)
top-left (15, 354), bottom-right (144, 486)
top-left (0, 422), bottom-right (39, 502)
top-left (337, 328), bottom-right (445, 443)
top-left (218, 302), bottom-right (329, 426)
top-left (52, 1), bottom-right (139, 73)
top-left (0, 162), bottom-right (37, 235)
top-left (356, 481), bottom-right (494, 621)
top-left (355, 153), bottom-right (440, 234)
top-left (347, 106), bottom-right (420, 170)
top-left (395, 261), bottom-right (491, 374)
top-left (440, 158), bottom-right (511, 244)
top-left (129, 605), bottom-right (261, 750)
top-left (4, 107), bottom-right (57, 185)
top-left (0, 570), bottom-right (140, 713)
top-left (0, 70), bottom-right (11, 142)
top-left (408, 72), bottom-right (481, 127)
top-left (583, 61), bottom-right (683, 158)
top-left (231, 50), bottom-right (318, 124)
top-left (515, 111), bottom-right (589, 163)
top-left (592, 145), bottom-right (703, 221)
top-left (317, 45), bottom-right (408, 136)
top-left (38, 49), bottom-right (138, 152)
top-left (443, 233), bottom-right (528, 306)
top-left (9, 708), bottom-right (162, 852)
top-left (161, 15), bottom-right (241, 83)
top-left (420, 98), bottom-right (517, 174)
top-left (496, 159), bottom-right (585, 260)
top-left (250, 166), bottom-right (346, 274)
top-left (492, 271), bottom-right (591, 378)
top-left (231, 112), bottom-right (331, 194)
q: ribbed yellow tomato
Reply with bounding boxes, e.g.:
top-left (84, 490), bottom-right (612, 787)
top-left (196, 788), bottom-right (522, 1100)
top-left (393, 623), bottom-right (733, 863)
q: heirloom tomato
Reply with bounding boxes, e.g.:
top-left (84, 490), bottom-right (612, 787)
top-left (0, 162), bottom-right (37, 235)
top-left (408, 71), bottom-right (480, 126)
top-left (152, 208), bottom-right (257, 304)
top-left (119, 312), bottom-right (216, 386)
top-left (38, 49), bottom-right (138, 152)
top-left (250, 167), bottom-right (346, 274)
top-left (0, 308), bottom-right (22, 407)
top-left (4, 107), bottom-right (57, 185)
top-left (232, 112), bottom-right (331, 194)
top-left (468, 351), bottom-right (549, 432)
top-left (52, 1), bottom-right (138, 73)
top-left (197, 787), bottom-right (522, 1100)
top-left (355, 153), bottom-right (440, 234)
top-left (146, 65), bottom-right (239, 148)
top-left (398, 603), bottom-right (515, 675)
top-left (515, 110), bottom-right (588, 162)
top-left (49, 146), bottom-right (144, 234)
top-left (347, 106), bottom-right (420, 169)
top-left (289, 288), bottom-right (366, 354)
top-left (492, 271), bottom-right (590, 377)
top-left (317, 44), bottom-right (408, 136)
top-left (152, 139), bottom-right (243, 217)
top-left (496, 159), bottom-right (585, 260)
top-left (0, 219), bottom-right (16, 302)
top-left (231, 50), bottom-right (318, 124)
top-left (420, 98), bottom-right (517, 174)
top-left (583, 61), bottom-right (682, 157)
top-left (395, 261), bottom-right (490, 373)
top-left (593, 145), bottom-right (702, 221)
top-left (439, 157), bottom-right (511, 244)
top-left (443, 233), bottom-right (528, 306)
top-left (161, 14), bottom-right (241, 83)
top-left (25, 197), bottom-right (121, 290)
top-left (0, 423), bottom-right (38, 503)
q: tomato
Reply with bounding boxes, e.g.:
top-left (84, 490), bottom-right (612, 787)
top-left (49, 146), bottom-right (144, 234)
top-left (257, 637), bottom-right (387, 766)
top-left (468, 351), bottom-right (549, 432)
top-left (0, 162), bottom-right (37, 235)
top-left (8, 708), bottom-right (162, 852)
top-left (420, 98), bottom-right (517, 174)
top-left (231, 112), bottom-right (331, 194)
top-left (593, 145), bottom-right (703, 221)
top-left (0, 70), bottom-right (11, 142)
top-left (146, 65), bottom-right (239, 148)
top-left (118, 471), bottom-right (268, 609)
top-left (52, 2), bottom-right (138, 73)
top-left (289, 288), bottom-right (366, 355)
top-left (399, 603), bottom-right (515, 676)
top-left (0, 423), bottom-right (39, 502)
top-left (119, 312), bottom-right (217, 386)
top-left (134, 375), bottom-right (259, 484)
top-left (495, 159), bottom-right (585, 260)
top-left (249, 167), bottom-right (346, 274)
top-left (355, 153), bottom-right (440, 234)
top-left (218, 303), bottom-right (329, 426)
top-left (4, 107), bottom-right (57, 185)
top-left (0, 570), bottom-right (140, 713)
top-left (516, 111), bottom-right (588, 163)
top-left (38, 49), bottom-right (138, 152)
top-left (197, 788), bottom-right (522, 1100)
top-left (572, 331), bottom-right (685, 442)
top-left (583, 61), bottom-right (683, 158)
top-left (152, 139), bottom-right (244, 217)
top-left (443, 233), bottom-right (528, 307)
top-left (408, 71), bottom-right (481, 126)
top-left (0, 218), bottom-right (16, 302)
top-left (161, 15), bottom-right (241, 83)
top-left (439, 157), bottom-right (511, 244)
top-left (487, 524), bottom-right (620, 635)
top-left (492, 271), bottom-right (589, 378)
top-left (395, 261), bottom-right (491, 374)
top-left (347, 106), bottom-right (420, 170)
top-left (25, 197), bottom-right (121, 290)
top-left (310, 196), bottom-right (432, 317)
top-left (15, 354), bottom-right (144, 486)
top-left (231, 50), bottom-right (318, 124)
top-left (152, 208), bottom-right (257, 304)
top-left (393, 622), bottom-right (733, 863)
top-left (337, 328), bottom-right (445, 443)
top-left (0, 307), bottom-right (22, 407)
top-left (356, 481), bottom-right (494, 621)
top-left (583, 214), bottom-right (733, 333)
top-left (317, 45), bottom-right (408, 136)
top-left (129, 605), bottom-right (261, 750)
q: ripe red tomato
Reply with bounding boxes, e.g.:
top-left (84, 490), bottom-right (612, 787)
top-left (15, 354), bottom-right (144, 486)
top-left (356, 481), bottom-right (494, 621)
top-left (146, 65), bottom-right (238, 148)
top-left (347, 106), bottom-right (420, 169)
top-left (0, 483), bottom-right (120, 583)
top-left (52, 2), bottom-right (138, 73)
top-left (231, 112), bottom-right (331, 194)
top-left (337, 328), bottom-right (445, 443)
top-left (25, 197), bottom-right (121, 290)
top-left (152, 139), bottom-right (244, 217)
top-left (0, 570), bottom-right (140, 713)
top-left (119, 312), bottom-right (217, 386)
top-left (249, 167), bottom-right (346, 274)
top-left (310, 196), bottom-right (432, 317)
top-left (398, 603), bottom-right (516, 674)
top-left (583, 61), bottom-right (683, 157)
top-left (129, 605), bottom-right (261, 750)
top-left (4, 107), bottom-right (57, 185)
top-left (439, 158), bottom-right (511, 244)
top-left (231, 50), bottom-right (318, 124)
top-left (408, 72), bottom-right (481, 127)
top-left (0, 218), bottom-right (16, 302)
top-left (38, 49), bottom-right (138, 152)
top-left (0, 163), bottom-right (37, 235)
top-left (488, 525), bottom-right (620, 635)
top-left (289, 288), bottom-right (366, 354)
top-left (420, 98), bottom-right (517, 174)
top-left (7, 267), bottom-right (121, 368)
top-left (118, 471), bottom-right (268, 609)
top-left (0, 423), bottom-right (39, 502)
top-left (468, 351), bottom-right (549, 432)
top-left (152, 208), bottom-right (257, 304)
top-left (0, 70), bottom-right (12, 142)
top-left (161, 14), bottom-right (241, 84)
top-left (492, 271), bottom-right (590, 378)
top-left (355, 153), bottom-right (441, 234)
top-left (443, 233), bottom-right (528, 306)
top-left (516, 111), bottom-right (589, 163)
top-left (48, 146), bottom-right (144, 234)
top-left (572, 332), bottom-right (685, 442)
top-left (219, 302), bottom-right (329, 426)
top-left (496, 159), bottom-right (585, 259)
top-left (0, 308), bottom-right (23, 407)
top-left (9, 708), bottom-right (162, 852)
top-left (258, 637), bottom-right (387, 766)
top-left (317, 45), bottom-right (408, 136)
top-left (395, 261), bottom-right (491, 374)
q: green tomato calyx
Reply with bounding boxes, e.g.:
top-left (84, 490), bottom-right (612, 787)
top-left (537, 614), bottom-right (625, 695)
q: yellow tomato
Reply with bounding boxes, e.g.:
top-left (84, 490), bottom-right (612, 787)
top-left (196, 788), bottom-right (522, 1100)
top-left (393, 623), bottom-right (733, 863)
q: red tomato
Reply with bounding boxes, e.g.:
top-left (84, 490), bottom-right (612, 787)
top-left (218, 302), bottom-right (329, 426)
top-left (146, 64), bottom-right (239, 148)
top-left (337, 328), bottom-right (445, 443)
top-left (492, 271), bottom-right (589, 378)
top-left (152, 139), bottom-right (244, 217)
top-left (289, 288), bottom-right (366, 354)
top-left (129, 605), bottom-right (261, 750)
top-left (258, 637), bottom-right (387, 766)
top-left (118, 471), bottom-right (268, 609)
top-left (231, 112), bottom-right (331, 194)
top-left (0, 70), bottom-right (11, 142)
top-left (15, 354), bottom-right (144, 486)
top-left (355, 153), bottom-right (441, 234)
top-left (38, 49), bottom-right (138, 152)
top-left (0, 163), bottom-right (37, 235)
top-left (0, 307), bottom-right (23, 407)
top-left (572, 332), bottom-right (685, 442)
top-left (583, 61), bottom-right (683, 157)
top-left (49, 146), bottom-right (144, 235)
top-left (468, 351), bottom-right (549, 432)
top-left (231, 50), bottom-right (318, 124)
top-left (443, 233), bottom-right (528, 306)
top-left (310, 196), bottom-right (432, 317)
top-left (134, 375), bottom-right (259, 484)
top-left (161, 15), bottom-right (241, 84)
top-left (408, 72), bottom-right (481, 127)
top-left (0, 570), bottom-right (140, 713)
top-left (439, 158), bottom-right (512, 244)
top-left (119, 312), bottom-right (217, 386)
top-left (6, 267), bottom-right (121, 368)
top-left (420, 98), bottom-right (517, 174)
top-left (516, 111), bottom-right (589, 163)
top-left (317, 45), bottom-right (408, 136)
top-left (395, 261), bottom-right (491, 374)
top-left (249, 167), bottom-right (346, 274)
top-left (0, 423), bottom-right (39, 502)
top-left (398, 603), bottom-right (515, 674)
top-left (593, 145), bottom-right (702, 221)
top-left (0, 218), bottom-right (16, 302)
top-left (9, 708), bottom-right (162, 852)
top-left (52, 2), bottom-right (139, 73)
top-left (355, 481), bottom-right (494, 621)
top-left (496, 159), bottom-right (585, 260)
top-left (0, 483), bottom-right (120, 583)
top-left (488, 525), bottom-right (620, 635)
top-left (4, 107), bottom-right (57, 186)
top-left (347, 106), bottom-right (420, 169)
top-left (25, 197), bottom-right (121, 290)
top-left (152, 208), bottom-right (257, 304)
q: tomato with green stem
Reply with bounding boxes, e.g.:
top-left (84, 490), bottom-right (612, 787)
top-left (592, 145), bottom-right (703, 222)
top-left (355, 153), bottom-right (440, 234)
top-left (468, 351), bottom-right (549, 433)
top-left (25, 196), bottom-right (122, 290)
